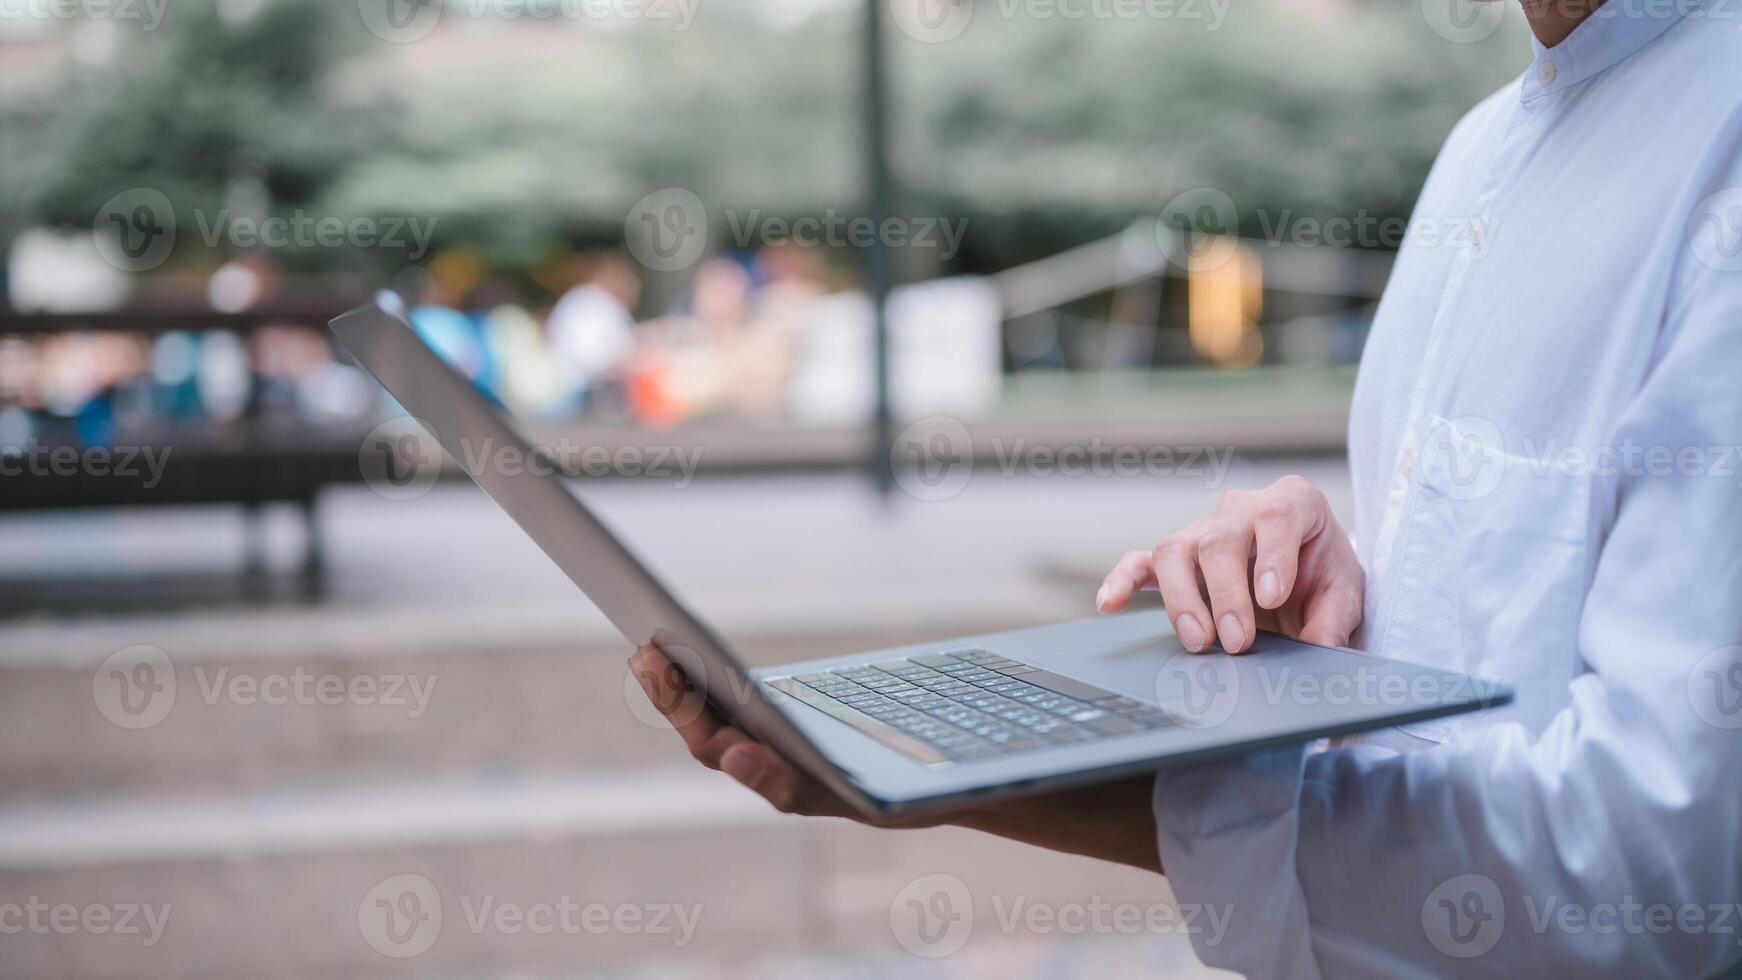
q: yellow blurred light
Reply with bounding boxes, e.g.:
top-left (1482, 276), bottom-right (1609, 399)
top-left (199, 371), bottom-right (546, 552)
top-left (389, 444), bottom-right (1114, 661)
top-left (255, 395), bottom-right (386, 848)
top-left (1187, 237), bottom-right (1264, 369)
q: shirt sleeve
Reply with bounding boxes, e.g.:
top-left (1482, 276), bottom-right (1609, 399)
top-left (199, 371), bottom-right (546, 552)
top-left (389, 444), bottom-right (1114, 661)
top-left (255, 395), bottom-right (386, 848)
top-left (1153, 208), bottom-right (1742, 979)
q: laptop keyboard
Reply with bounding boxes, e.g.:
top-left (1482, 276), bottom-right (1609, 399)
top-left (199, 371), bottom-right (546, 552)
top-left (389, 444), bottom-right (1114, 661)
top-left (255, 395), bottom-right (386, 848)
top-left (765, 649), bottom-right (1176, 766)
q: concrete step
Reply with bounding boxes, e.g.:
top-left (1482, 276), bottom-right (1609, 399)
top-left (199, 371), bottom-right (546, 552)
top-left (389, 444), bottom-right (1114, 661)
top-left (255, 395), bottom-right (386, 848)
top-left (0, 593), bottom-right (1107, 799)
top-left (0, 463), bottom-right (1349, 799)
top-left (0, 769), bottom-right (1227, 980)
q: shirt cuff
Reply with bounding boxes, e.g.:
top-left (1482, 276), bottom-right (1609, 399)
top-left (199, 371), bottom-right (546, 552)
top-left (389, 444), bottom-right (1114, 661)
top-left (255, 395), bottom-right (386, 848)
top-left (1153, 745), bottom-right (1319, 979)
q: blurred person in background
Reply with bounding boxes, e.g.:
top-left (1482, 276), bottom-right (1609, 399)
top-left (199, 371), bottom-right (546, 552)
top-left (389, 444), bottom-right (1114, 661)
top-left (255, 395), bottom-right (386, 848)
top-left (634, 4), bottom-right (1742, 977)
top-left (547, 251), bottom-right (640, 415)
top-left (632, 255), bottom-right (809, 423)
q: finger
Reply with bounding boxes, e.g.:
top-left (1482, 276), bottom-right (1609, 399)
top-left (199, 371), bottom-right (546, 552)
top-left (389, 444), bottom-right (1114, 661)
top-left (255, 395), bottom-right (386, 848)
top-left (720, 743), bottom-right (856, 818)
top-left (1250, 497), bottom-right (1305, 610)
top-left (1152, 536), bottom-right (1213, 652)
top-left (1097, 550), bottom-right (1157, 613)
top-left (630, 647), bottom-right (725, 758)
top-left (1196, 521), bottom-right (1256, 653)
top-left (1253, 476), bottom-right (1331, 610)
top-left (1297, 577), bottom-right (1364, 648)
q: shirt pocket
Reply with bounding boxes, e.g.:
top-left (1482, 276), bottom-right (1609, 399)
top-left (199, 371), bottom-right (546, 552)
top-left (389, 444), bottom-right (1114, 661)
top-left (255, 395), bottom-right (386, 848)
top-left (1378, 415), bottom-right (1596, 741)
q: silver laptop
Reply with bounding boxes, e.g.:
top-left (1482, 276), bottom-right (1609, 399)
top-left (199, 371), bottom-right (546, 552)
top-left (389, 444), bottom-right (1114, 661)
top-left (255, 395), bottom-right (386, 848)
top-left (330, 292), bottom-right (1510, 817)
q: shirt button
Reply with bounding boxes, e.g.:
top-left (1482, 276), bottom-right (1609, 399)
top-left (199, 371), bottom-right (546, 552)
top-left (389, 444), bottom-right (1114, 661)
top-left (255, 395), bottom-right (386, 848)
top-left (1538, 60), bottom-right (1558, 86)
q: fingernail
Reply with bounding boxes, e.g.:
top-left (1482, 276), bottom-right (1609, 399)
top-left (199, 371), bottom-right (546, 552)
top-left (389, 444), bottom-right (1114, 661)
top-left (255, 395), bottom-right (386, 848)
top-left (1177, 614), bottom-right (1206, 651)
top-left (1095, 586), bottom-right (1111, 612)
top-left (1258, 570), bottom-right (1280, 607)
top-left (1218, 613), bottom-right (1244, 652)
top-left (722, 748), bottom-right (765, 786)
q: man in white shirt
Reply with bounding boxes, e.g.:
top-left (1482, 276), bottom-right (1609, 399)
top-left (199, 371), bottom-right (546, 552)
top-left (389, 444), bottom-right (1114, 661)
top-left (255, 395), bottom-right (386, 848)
top-left (631, 3), bottom-right (1742, 975)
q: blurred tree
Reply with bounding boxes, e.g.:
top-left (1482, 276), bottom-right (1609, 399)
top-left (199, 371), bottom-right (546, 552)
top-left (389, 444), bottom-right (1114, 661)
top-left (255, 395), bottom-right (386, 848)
top-left (0, 0), bottom-right (1531, 277)
top-left (0, 0), bottom-right (383, 270)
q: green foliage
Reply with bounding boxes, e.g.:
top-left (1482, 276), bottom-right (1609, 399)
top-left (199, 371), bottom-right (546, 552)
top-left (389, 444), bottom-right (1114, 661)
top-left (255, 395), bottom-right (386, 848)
top-left (3, 1), bottom-right (369, 246)
top-left (0, 0), bottom-right (1532, 275)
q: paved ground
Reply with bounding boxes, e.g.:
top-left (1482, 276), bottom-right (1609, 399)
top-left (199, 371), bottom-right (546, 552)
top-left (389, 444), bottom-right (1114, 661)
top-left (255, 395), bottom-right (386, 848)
top-left (0, 460), bottom-right (1350, 979)
top-left (0, 458), bottom-right (1352, 659)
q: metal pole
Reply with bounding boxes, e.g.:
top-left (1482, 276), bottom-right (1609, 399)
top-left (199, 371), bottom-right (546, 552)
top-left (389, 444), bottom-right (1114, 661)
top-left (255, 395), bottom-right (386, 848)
top-left (863, 0), bottom-right (895, 494)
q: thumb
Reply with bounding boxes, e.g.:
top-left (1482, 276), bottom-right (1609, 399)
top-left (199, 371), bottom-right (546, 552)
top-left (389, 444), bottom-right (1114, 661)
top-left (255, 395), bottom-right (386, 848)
top-left (1297, 582), bottom-right (1362, 648)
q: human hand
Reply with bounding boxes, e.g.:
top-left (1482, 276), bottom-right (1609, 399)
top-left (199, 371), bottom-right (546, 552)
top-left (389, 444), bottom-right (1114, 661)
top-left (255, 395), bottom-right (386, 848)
top-left (1095, 475), bottom-right (1364, 653)
top-left (627, 645), bottom-right (1163, 871)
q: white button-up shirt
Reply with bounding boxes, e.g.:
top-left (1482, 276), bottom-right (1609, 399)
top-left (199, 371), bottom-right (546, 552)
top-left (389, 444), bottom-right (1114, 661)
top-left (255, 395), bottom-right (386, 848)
top-left (1152, 10), bottom-right (1742, 978)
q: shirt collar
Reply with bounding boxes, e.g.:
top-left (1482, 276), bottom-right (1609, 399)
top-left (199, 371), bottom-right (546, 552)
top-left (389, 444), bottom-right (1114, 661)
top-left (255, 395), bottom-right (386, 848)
top-left (1524, 1), bottom-right (1691, 99)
